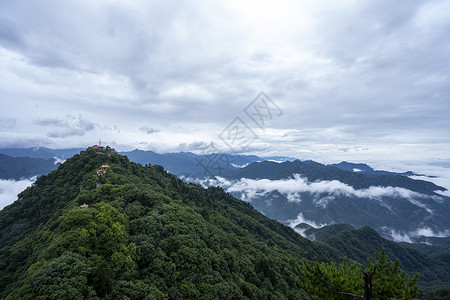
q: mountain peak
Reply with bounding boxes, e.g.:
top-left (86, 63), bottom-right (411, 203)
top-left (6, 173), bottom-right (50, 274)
top-left (0, 148), bottom-right (330, 298)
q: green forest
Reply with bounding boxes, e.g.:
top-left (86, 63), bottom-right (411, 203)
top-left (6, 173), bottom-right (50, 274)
top-left (0, 148), bottom-right (449, 299)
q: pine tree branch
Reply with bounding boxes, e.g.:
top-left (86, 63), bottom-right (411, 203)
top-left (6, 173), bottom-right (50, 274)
top-left (337, 291), bottom-right (364, 299)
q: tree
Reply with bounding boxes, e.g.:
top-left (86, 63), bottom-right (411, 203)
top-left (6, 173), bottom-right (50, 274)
top-left (296, 249), bottom-right (419, 300)
top-left (7, 252), bottom-right (98, 300)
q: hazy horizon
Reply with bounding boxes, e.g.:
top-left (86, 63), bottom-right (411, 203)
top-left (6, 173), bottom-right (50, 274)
top-left (1, 0), bottom-right (450, 164)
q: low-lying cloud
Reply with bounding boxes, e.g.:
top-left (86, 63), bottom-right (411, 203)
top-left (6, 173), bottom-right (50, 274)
top-left (0, 178), bottom-right (35, 210)
top-left (387, 227), bottom-right (450, 243)
top-left (183, 174), bottom-right (440, 211)
top-left (182, 173), bottom-right (450, 241)
top-left (218, 174), bottom-right (439, 212)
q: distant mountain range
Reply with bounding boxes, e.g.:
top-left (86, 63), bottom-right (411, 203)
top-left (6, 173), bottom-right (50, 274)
top-left (328, 161), bottom-right (430, 177)
top-left (0, 154), bottom-right (58, 180)
top-left (0, 147), bottom-right (295, 179)
top-left (0, 147), bottom-right (424, 179)
top-left (120, 149), bottom-right (263, 178)
top-left (1, 148), bottom-right (449, 298)
top-left (1, 147), bottom-right (449, 244)
top-left (223, 160), bottom-right (444, 194)
top-left (0, 147), bottom-right (84, 160)
top-left (211, 160), bottom-right (450, 241)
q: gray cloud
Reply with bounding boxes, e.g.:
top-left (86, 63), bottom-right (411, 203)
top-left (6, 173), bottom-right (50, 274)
top-left (0, 18), bottom-right (26, 50)
top-left (35, 118), bottom-right (67, 127)
top-left (140, 127), bottom-right (160, 135)
top-left (0, 133), bottom-right (53, 149)
top-left (175, 141), bottom-right (210, 152)
top-left (0, 118), bottom-right (16, 129)
top-left (34, 115), bottom-right (96, 138)
top-left (0, 0), bottom-right (449, 161)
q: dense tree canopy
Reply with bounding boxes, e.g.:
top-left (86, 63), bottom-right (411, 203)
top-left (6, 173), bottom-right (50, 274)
top-left (296, 249), bottom-right (419, 299)
top-left (0, 148), bottom-right (446, 299)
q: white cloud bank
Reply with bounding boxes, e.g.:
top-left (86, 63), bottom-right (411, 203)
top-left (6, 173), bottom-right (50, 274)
top-left (183, 173), bottom-right (441, 212)
top-left (220, 174), bottom-right (440, 211)
top-left (0, 178), bottom-right (35, 210)
top-left (372, 161), bottom-right (450, 197)
top-left (387, 227), bottom-right (450, 243)
top-left (181, 172), bottom-right (450, 240)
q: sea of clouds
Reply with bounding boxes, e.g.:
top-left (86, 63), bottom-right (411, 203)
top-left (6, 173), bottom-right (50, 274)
top-left (0, 178), bottom-right (35, 210)
top-left (2, 161), bottom-right (449, 242)
top-left (188, 174), bottom-right (440, 212)
top-left (182, 164), bottom-right (450, 241)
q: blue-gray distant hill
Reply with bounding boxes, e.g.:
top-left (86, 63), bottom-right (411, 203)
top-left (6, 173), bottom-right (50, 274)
top-left (220, 160), bottom-right (450, 239)
top-left (0, 147), bottom-right (83, 160)
top-left (2, 147), bottom-right (449, 242)
top-left (0, 154), bottom-right (58, 180)
top-left (224, 160), bottom-right (443, 194)
top-left (328, 161), bottom-right (429, 177)
top-left (0, 147), bottom-right (289, 179)
top-left (0, 147), bottom-right (448, 299)
top-left (119, 149), bottom-right (266, 178)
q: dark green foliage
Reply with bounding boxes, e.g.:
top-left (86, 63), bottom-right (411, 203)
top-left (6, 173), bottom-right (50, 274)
top-left (296, 249), bottom-right (419, 300)
top-left (0, 148), bottom-right (446, 299)
top-left (0, 149), bottom-right (315, 299)
top-left (4, 202), bottom-right (139, 299)
top-left (297, 223), bottom-right (355, 241)
top-left (320, 227), bottom-right (450, 284)
top-left (420, 283), bottom-right (450, 300)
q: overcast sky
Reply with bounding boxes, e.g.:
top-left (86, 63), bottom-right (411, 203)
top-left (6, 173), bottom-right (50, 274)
top-left (1, 0), bottom-right (449, 163)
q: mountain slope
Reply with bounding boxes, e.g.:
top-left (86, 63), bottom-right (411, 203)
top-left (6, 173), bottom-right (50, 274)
top-left (1, 148), bottom-right (448, 299)
top-left (0, 148), bottom-right (331, 299)
top-left (0, 154), bottom-right (58, 180)
top-left (320, 226), bottom-right (450, 285)
top-left (295, 223), bottom-right (355, 241)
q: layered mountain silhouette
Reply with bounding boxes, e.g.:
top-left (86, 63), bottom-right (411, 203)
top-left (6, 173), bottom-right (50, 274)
top-left (216, 160), bottom-right (450, 239)
top-left (0, 147), bottom-right (272, 179)
top-left (328, 161), bottom-right (426, 177)
top-left (0, 147), bottom-right (83, 160)
top-left (1, 148), bottom-right (448, 242)
top-left (0, 154), bottom-right (58, 180)
top-left (1, 148), bottom-right (449, 298)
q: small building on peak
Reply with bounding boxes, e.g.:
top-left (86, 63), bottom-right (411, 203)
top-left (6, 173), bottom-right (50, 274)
top-left (90, 145), bottom-right (105, 151)
top-left (88, 145), bottom-right (117, 154)
top-left (97, 165), bottom-right (110, 177)
top-left (80, 203), bottom-right (89, 209)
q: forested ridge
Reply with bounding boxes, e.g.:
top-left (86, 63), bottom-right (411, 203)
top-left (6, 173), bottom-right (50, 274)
top-left (0, 148), bottom-right (447, 299)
